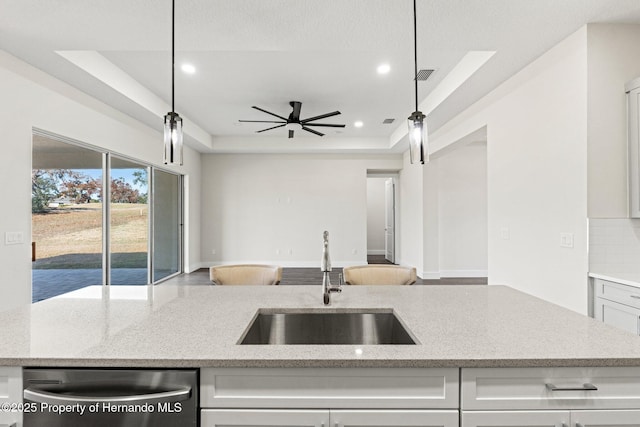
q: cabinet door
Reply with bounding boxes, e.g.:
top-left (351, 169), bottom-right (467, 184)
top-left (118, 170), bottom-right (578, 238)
top-left (462, 411), bottom-right (569, 427)
top-left (333, 409), bottom-right (458, 427)
top-left (201, 409), bottom-right (328, 427)
top-left (572, 410), bottom-right (640, 426)
top-left (595, 297), bottom-right (640, 335)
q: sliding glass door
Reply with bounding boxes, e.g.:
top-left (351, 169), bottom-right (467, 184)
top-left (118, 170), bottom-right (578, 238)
top-left (31, 136), bottom-right (103, 301)
top-left (32, 131), bottom-right (183, 301)
top-left (152, 169), bottom-right (181, 281)
top-left (109, 157), bottom-right (149, 285)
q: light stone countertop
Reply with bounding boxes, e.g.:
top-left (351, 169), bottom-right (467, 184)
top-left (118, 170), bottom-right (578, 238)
top-left (1, 284), bottom-right (640, 368)
top-left (589, 271), bottom-right (640, 289)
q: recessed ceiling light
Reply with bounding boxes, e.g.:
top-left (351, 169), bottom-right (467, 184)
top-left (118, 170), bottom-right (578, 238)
top-left (181, 63), bottom-right (196, 74)
top-left (354, 121), bottom-right (364, 128)
top-left (377, 63), bottom-right (390, 75)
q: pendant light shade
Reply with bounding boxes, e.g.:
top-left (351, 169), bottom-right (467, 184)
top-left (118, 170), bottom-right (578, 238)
top-left (164, 111), bottom-right (183, 165)
top-left (408, 0), bottom-right (428, 164)
top-left (163, 0), bottom-right (183, 165)
top-left (408, 110), bottom-right (428, 164)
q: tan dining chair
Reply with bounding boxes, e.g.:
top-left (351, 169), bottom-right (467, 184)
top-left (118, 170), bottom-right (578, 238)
top-left (342, 265), bottom-right (417, 286)
top-left (209, 264), bottom-right (283, 286)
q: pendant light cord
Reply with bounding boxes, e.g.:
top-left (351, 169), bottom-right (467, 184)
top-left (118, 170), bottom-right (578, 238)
top-left (413, 0), bottom-right (418, 111)
top-left (171, 0), bottom-right (175, 114)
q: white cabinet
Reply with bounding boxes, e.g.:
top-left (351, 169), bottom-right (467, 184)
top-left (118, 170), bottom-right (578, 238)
top-left (0, 367), bottom-right (21, 427)
top-left (462, 411), bottom-right (569, 427)
top-left (462, 410), bottom-right (640, 427)
top-left (593, 278), bottom-right (640, 335)
top-left (627, 76), bottom-right (640, 218)
top-left (201, 409), bottom-right (328, 427)
top-left (200, 368), bottom-right (459, 427)
top-left (572, 410), bottom-right (640, 426)
top-left (202, 409), bottom-right (458, 427)
top-left (333, 410), bottom-right (458, 427)
top-left (461, 368), bottom-right (640, 427)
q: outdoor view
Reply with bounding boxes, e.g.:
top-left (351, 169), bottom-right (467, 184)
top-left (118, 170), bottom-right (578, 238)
top-left (31, 136), bottom-right (152, 302)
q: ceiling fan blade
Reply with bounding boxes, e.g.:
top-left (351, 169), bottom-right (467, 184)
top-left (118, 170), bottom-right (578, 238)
top-left (302, 126), bottom-right (324, 137)
top-left (289, 101), bottom-right (302, 122)
top-left (239, 120), bottom-right (286, 123)
top-left (288, 130), bottom-right (294, 139)
top-left (302, 123), bottom-right (345, 128)
top-left (256, 124), bottom-right (286, 133)
top-left (300, 111), bottom-right (341, 123)
top-left (252, 106), bottom-right (288, 121)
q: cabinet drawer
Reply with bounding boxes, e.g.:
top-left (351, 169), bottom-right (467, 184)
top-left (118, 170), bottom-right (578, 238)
top-left (462, 367), bottom-right (640, 410)
top-left (594, 278), bottom-right (640, 309)
top-left (595, 297), bottom-right (640, 335)
top-left (201, 368), bottom-right (459, 409)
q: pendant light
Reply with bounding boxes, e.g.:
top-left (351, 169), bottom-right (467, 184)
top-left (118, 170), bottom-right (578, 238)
top-left (407, 0), bottom-right (428, 164)
top-left (163, 0), bottom-right (183, 165)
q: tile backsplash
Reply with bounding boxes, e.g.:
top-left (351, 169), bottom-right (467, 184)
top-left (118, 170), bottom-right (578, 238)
top-left (589, 218), bottom-right (640, 273)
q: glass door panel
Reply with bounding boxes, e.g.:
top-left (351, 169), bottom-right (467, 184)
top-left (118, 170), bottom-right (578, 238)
top-left (31, 135), bottom-right (103, 301)
top-left (109, 157), bottom-right (149, 285)
top-left (152, 169), bottom-right (181, 281)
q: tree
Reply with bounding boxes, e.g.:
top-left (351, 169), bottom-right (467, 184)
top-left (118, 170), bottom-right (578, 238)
top-left (59, 171), bottom-right (101, 203)
top-left (31, 170), bottom-right (59, 212)
top-left (111, 177), bottom-right (141, 203)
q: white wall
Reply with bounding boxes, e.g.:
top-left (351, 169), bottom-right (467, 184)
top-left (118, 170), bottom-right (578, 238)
top-left (438, 142), bottom-right (488, 277)
top-left (0, 50), bottom-right (202, 312)
top-left (587, 24), bottom-right (640, 218)
top-left (366, 178), bottom-right (386, 255)
top-left (428, 28), bottom-right (589, 313)
top-left (200, 153), bottom-right (402, 267)
top-left (399, 150), bottom-right (424, 274)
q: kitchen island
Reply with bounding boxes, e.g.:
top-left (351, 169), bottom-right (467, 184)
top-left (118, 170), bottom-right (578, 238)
top-left (0, 284), bottom-right (640, 367)
top-left (3, 284), bottom-right (640, 427)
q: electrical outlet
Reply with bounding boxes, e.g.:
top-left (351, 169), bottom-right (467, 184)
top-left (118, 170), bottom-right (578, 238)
top-left (500, 227), bottom-right (510, 240)
top-left (288, 249), bottom-right (293, 255)
top-left (275, 249), bottom-right (280, 255)
top-left (211, 249), bottom-right (216, 255)
top-left (352, 249), bottom-right (358, 254)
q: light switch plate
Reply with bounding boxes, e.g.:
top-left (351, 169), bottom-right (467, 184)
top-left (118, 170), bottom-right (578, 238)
top-left (5, 231), bottom-right (24, 245)
top-left (560, 232), bottom-right (574, 248)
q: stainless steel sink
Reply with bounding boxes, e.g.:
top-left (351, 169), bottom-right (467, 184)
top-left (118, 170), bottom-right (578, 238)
top-left (239, 309), bottom-right (417, 345)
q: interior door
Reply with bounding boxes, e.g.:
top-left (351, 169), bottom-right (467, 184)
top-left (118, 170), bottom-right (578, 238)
top-left (384, 178), bottom-right (395, 263)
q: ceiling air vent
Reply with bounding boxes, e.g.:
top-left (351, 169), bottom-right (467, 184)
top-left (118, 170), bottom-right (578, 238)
top-left (416, 69), bottom-right (435, 81)
top-left (383, 118), bottom-right (395, 124)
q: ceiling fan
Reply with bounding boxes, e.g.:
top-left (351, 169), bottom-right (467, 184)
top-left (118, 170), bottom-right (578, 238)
top-left (239, 101), bottom-right (345, 138)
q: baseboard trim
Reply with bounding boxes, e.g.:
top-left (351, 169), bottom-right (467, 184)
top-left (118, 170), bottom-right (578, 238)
top-left (367, 250), bottom-right (386, 255)
top-left (440, 269), bottom-right (488, 278)
top-left (200, 260), bottom-right (367, 268)
top-left (421, 271), bottom-right (441, 280)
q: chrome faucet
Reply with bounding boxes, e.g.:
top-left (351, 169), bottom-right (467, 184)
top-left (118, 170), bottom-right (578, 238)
top-left (321, 231), bottom-right (342, 305)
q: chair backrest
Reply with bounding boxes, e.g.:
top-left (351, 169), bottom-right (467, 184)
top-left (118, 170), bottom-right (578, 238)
top-left (343, 265), bottom-right (416, 286)
top-left (209, 264), bottom-right (283, 286)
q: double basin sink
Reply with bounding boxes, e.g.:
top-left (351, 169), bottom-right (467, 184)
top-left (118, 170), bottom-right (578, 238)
top-left (239, 309), bottom-right (417, 345)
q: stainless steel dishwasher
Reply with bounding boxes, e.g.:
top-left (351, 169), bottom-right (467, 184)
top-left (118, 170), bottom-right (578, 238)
top-left (22, 368), bottom-right (197, 427)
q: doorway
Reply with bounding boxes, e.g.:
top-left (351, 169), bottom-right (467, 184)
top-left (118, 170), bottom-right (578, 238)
top-left (366, 173), bottom-right (399, 265)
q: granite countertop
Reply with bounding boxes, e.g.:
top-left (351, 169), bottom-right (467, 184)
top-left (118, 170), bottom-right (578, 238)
top-left (589, 271), bottom-right (640, 289)
top-left (1, 284), bottom-right (640, 368)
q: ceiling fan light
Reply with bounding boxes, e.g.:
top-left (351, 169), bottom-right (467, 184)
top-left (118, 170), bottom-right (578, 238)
top-left (407, 110), bottom-right (428, 164)
top-left (164, 112), bottom-right (183, 165)
top-left (285, 122), bottom-right (303, 132)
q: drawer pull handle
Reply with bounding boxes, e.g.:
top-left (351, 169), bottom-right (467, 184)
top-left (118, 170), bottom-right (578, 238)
top-left (631, 295), bottom-right (640, 299)
top-left (545, 383), bottom-right (598, 391)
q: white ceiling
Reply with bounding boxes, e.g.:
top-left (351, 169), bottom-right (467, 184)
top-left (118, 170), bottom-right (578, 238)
top-left (2, 0), bottom-right (640, 154)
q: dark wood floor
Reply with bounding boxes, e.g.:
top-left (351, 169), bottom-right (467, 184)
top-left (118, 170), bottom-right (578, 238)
top-left (163, 267), bottom-right (487, 286)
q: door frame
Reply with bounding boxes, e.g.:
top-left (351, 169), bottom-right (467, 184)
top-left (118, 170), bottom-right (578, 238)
top-left (366, 171), bottom-right (400, 265)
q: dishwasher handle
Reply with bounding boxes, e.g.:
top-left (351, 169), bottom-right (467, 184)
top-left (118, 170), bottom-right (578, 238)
top-left (24, 386), bottom-right (191, 405)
